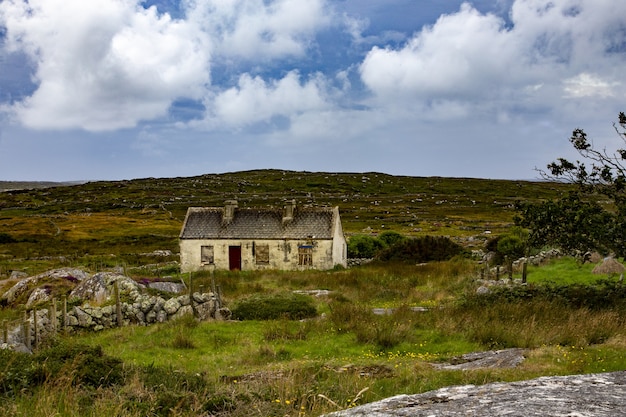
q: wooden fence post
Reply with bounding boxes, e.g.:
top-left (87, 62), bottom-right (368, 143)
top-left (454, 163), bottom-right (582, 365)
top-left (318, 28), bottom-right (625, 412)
top-left (522, 262), bottom-right (528, 283)
top-left (115, 280), bottom-right (122, 327)
top-left (507, 258), bottom-right (513, 280)
top-left (50, 298), bottom-right (57, 334)
top-left (33, 309), bottom-right (39, 349)
top-left (2, 320), bottom-right (8, 344)
top-left (23, 311), bottom-right (31, 351)
top-left (62, 296), bottom-right (67, 333)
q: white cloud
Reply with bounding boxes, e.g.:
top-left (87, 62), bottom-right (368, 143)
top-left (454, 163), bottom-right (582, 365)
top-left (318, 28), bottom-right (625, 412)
top-left (184, 0), bottom-right (330, 60)
top-left (0, 0), bottom-right (210, 131)
top-left (208, 71), bottom-right (330, 128)
top-left (358, 0), bottom-right (626, 117)
top-left (563, 73), bottom-right (619, 98)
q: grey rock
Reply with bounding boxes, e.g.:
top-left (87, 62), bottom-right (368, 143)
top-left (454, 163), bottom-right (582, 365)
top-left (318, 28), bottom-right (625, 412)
top-left (140, 297), bottom-right (155, 313)
top-left (195, 300), bottom-right (216, 321)
top-left (66, 315), bottom-right (78, 327)
top-left (163, 298), bottom-right (181, 315)
top-left (73, 307), bottom-right (93, 327)
top-left (70, 274), bottom-right (107, 304)
top-left (173, 305), bottom-right (193, 320)
top-left (323, 371), bottom-right (626, 417)
top-left (26, 287), bottom-right (52, 308)
top-left (433, 348), bottom-right (525, 370)
top-left (9, 271), bottom-right (28, 280)
top-left (216, 307), bottom-right (232, 321)
top-left (178, 295), bottom-right (191, 307)
top-left (148, 281), bottom-right (185, 294)
top-left (156, 310), bottom-right (168, 323)
top-left (145, 310), bottom-right (157, 323)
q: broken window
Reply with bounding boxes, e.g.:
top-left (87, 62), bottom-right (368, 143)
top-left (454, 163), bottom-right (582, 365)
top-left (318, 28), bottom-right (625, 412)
top-left (298, 245), bottom-right (313, 266)
top-left (201, 245), bottom-right (214, 264)
top-left (255, 244), bottom-right (270, 265)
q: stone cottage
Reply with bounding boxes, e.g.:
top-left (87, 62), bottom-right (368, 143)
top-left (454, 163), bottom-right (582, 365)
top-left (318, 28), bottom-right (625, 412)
top-left (179, 200), bottom-right (347, 272)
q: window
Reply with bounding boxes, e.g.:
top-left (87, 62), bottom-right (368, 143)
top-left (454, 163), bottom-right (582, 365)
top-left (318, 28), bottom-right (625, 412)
top-left (298, 245), bottom-right (313, 266)
top-left (255, 244), bottom-right (270, 265)
top-left (201, 245), bottom-right (214, 264)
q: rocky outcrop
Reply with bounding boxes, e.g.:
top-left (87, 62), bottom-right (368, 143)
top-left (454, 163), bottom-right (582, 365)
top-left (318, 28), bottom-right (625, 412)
top-left (432, 348), bottom-right (525, 370)
top-left (324, 371), bottom-right (626, 417)
top-left (2, 268), bottom-right (88, 304)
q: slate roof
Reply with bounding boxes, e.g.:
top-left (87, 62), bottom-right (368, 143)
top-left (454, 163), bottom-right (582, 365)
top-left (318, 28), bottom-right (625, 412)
top-left (180, 206), bottom-right (338, 240)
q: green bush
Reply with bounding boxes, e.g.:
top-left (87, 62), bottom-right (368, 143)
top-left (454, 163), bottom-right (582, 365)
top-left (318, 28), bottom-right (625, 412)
top-left (376, 236), bottom-right (465, 263)
top-left (347, 234), bottom-right (386, 258)
top-left (462, 279), bottom-right (626, 310)
top-left (0, 232), bottom-right (16, 244)
top-left (0, 341), bottom-right (125, 395)
top-left (231, 293), bottom-right (317, 320)
top-left (0, 349), bottom-right (36, 395)
top-left (33, 341), bottom-right (125, 388)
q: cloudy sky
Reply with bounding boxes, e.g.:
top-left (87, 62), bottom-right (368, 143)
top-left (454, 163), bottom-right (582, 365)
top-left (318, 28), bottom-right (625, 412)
top-left (0, 0), bottom-right (624, 181)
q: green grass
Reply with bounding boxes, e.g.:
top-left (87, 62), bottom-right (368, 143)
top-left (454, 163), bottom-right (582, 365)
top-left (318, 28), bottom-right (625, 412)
top-left (59, 258), bottom-right (626, 416)
top-left (2, 171), bottom-right (622, 416)
top-left (523, 257), bottom-right (614, 284)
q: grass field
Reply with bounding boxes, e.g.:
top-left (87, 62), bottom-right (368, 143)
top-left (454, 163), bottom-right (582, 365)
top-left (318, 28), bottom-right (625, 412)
top-left (2, 171), bottom-right (625, 417)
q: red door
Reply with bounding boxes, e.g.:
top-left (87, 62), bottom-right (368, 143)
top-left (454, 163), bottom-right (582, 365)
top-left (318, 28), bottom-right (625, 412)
top-left (229, 246), bottom-right (241, 270)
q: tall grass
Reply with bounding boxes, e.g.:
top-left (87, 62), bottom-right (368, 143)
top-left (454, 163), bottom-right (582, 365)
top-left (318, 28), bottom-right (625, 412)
top-left (4, 259), bottom-right (626, 416)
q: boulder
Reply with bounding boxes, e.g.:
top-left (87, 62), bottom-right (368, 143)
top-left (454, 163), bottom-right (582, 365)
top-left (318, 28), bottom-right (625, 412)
top-left (163, 298), bottom-right (181, 315)
top-left (70, 274), bottom-right (107, 304)
top-left (323, 371), bottom-right (626, 417)
top-left (25, 287), bottom-right (52, 308)
top-left (148, 281), bottom-right (185, 294)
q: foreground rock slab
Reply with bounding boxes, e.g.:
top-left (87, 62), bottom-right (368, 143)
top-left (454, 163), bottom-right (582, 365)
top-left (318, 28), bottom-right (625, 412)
top-left (324, 371), bottom-right (626, 417)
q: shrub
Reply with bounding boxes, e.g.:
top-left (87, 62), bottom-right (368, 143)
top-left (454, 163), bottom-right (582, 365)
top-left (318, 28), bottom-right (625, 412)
top-left (231, 293), bottom-right (317, 320)
top-left (0, 233), bottom-right (16, 244)
top-left (0, 349), bottom-right (36, 395)
top-left (33, 341), bottom-right (125, 388)
top-left (347, 235), bottom-right (385, 258)
top-left (376, 236), bottom-right (464, 263)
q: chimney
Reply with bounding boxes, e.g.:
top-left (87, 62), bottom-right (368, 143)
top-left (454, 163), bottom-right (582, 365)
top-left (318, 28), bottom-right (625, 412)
top-left (223, 200), bottom-right (238, 223)
top-left (283, 200), bottom-right (296, 223)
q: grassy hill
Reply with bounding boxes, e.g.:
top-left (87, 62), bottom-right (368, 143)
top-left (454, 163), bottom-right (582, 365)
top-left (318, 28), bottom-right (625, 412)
top-left (0, 170), bottom-right (570, 276)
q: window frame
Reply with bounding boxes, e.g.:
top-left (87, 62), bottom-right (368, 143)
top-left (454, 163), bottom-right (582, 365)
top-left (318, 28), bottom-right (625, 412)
top-left (200, 245), bottom-right (214, 265)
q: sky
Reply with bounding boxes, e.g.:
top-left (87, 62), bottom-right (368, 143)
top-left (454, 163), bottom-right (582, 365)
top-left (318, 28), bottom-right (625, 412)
top-left (0, 0), bottom-right (625, 182)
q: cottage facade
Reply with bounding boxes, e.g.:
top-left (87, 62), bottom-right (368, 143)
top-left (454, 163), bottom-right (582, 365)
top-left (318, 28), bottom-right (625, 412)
top-left (179, 201), bottom-right (347, 272)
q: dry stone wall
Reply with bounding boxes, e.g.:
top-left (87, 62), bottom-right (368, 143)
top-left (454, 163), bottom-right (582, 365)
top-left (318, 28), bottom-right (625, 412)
top-left (1, 269), bottom-right (230, 351)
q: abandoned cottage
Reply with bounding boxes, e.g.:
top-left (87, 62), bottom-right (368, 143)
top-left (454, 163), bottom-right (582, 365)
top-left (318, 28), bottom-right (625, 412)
top-left (179, 200), bottom-right (347, 272)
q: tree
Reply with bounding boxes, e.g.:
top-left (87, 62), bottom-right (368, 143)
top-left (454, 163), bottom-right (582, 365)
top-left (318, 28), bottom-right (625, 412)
top-left (516, 112), bottom-right (626, 257)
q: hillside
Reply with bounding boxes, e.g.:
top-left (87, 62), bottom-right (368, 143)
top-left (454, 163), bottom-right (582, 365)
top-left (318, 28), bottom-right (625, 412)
top-left (0, 170), bottom-right (570, 275)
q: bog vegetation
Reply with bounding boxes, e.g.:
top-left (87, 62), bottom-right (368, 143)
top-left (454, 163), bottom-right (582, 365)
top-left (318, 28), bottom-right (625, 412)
top-left (1, 170), bottom-right (626, 417)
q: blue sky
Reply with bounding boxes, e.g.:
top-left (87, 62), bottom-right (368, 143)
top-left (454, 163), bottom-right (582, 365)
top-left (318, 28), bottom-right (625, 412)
top-left (0, 0), bottom-right (624, 181)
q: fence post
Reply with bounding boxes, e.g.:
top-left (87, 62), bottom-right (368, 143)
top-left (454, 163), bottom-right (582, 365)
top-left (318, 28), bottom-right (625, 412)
top-left (2, 320), bottom-right (8, 344)
top-left (50, 298), bottom-right (57, 334)
top-left (508, 258), bottom-right (513, 280)
top-left (23, 311), bottom-right (31, 351)
top-left (496, 266), bottom-right (500, 281)
top-left (522, 262), bottom-right (528, 283)
top-left (33, 309), bottom-right (39, 349)
top-left (62, 296), bottom-right (67, 333)
top-left (115, 280), bottom-right (122, 327)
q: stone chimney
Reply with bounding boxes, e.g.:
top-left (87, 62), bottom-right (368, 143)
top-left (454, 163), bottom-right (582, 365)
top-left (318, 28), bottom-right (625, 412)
top-left (283, 200), bottom-right (296, 223)
top-left (223, 200), bottom-right (238, 223)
